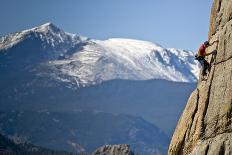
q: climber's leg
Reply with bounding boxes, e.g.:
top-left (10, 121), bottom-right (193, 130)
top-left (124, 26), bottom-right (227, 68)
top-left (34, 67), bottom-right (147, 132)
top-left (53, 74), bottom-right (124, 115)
top-left (203, 59), bottom-right (210, 75)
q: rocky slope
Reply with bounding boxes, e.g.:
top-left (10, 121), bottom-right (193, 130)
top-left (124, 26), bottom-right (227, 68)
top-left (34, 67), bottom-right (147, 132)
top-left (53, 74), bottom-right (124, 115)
top-left (168, 0), bottom-right (232, 154)
top-left (93, 144), bottom-right (134, 155)
top-left (0, 110), bottom-right (168, 155)
top-left (0, 132), bottom-right (76, 155)
top-left (1, 131), bottom-right (132, 155)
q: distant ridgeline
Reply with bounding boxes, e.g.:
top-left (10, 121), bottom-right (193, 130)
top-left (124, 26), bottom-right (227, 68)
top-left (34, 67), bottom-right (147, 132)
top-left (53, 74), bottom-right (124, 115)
top-left (0, 132), bottom-right (135, 155)
top-left (0, 133), bottom-right (77, 155)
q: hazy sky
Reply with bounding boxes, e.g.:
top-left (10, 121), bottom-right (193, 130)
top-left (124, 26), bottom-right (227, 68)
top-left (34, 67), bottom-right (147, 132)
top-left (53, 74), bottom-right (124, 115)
top-left (0, 0), bottom-right (213, 50)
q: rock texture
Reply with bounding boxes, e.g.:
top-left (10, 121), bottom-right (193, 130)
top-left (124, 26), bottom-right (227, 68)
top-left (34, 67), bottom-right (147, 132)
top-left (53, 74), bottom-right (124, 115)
top-left (168, 0), bottom-right (232, 154)
top-left (92, 144), bottom-right (134, 155)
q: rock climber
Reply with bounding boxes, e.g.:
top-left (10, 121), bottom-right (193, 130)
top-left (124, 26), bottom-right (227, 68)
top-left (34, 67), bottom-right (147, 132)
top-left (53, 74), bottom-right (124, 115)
top-left (195, 41), bottom-right (217, 76)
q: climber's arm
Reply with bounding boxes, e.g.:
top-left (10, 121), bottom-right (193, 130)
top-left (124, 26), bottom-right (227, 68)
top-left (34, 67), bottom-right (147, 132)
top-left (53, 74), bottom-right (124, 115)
top-left (205, 50), bottom-right (217, 56)
top-left (204, 40), bottom-right (219, 56)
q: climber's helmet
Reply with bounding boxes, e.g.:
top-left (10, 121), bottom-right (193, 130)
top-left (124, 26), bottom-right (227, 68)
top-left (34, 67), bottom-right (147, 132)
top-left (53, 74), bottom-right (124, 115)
top-left (204, 41), bottom-right (210, 47)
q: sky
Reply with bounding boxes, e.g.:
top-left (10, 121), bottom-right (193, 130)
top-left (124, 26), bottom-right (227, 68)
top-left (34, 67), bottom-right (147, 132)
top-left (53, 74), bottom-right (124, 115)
top-left (0, 0), bottom-right (213, 50)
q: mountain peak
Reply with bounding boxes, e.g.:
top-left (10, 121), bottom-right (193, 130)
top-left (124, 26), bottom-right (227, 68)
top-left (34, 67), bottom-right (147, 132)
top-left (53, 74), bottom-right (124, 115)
top-left (0, 22), bottom-right (78, 50)
top-left (41, 22), bottom-right (53, 27)
top-left (31, 22), bottom-right (63, 34)
top-left (38, 22), bottom-right (55, 29)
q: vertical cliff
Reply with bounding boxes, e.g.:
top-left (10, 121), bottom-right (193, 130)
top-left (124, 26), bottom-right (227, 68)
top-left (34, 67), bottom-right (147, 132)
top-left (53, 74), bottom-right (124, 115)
top-left (168, 0), bottom-right (232, 154)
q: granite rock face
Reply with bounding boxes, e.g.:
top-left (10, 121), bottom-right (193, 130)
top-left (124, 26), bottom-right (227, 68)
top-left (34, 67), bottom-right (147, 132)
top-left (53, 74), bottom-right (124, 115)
top-left (93, 144), bottom-right (134, 155)
top-left (168, 0), bottom-right (232, 154)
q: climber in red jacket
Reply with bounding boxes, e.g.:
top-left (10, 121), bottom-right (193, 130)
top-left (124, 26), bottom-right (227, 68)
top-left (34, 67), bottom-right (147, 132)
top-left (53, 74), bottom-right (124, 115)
top-left (195, 41), bottom-right (217, 76)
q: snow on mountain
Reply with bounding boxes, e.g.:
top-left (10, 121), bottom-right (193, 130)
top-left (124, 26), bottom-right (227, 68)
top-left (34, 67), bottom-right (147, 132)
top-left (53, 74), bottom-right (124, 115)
top-left (48, 38), bottom-right (199, 85)
top-left (0, 23), bottom-right (199, 86)
top-left (0, 23), bottom-right (88, 55)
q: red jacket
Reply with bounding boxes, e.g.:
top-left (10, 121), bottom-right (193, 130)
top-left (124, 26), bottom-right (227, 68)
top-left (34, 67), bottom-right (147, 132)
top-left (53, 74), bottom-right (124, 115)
top-left (198, 44), bottom-right (206, 57)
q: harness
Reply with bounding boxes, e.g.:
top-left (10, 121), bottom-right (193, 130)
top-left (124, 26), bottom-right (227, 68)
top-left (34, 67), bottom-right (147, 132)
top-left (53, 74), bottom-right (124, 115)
top-left (194, 54), bottom-right (204, 61)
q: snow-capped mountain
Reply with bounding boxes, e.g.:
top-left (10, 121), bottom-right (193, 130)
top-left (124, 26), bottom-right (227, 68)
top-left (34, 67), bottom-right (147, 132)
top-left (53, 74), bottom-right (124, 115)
top-left (0, 23), bottom-right (88, 59)
top-left (0, 23), bottom-right (199, 86)
top-left (49, 38), bottom-right (199, 85)
top-left (0, 23), bottom-right (197, 155)
top-left (0, 22), bottom-right (88, 50)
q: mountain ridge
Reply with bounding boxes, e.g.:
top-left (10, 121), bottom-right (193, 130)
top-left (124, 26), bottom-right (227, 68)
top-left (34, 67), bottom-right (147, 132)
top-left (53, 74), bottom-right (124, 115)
top-left (0, 22), bottom-right (198, 155)
top-left (0, 23), bottom-right (199, 86)
top-left (0, 110), bottom-right (169, 155)
top-left (0, 22), bottom-right (88, 50)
